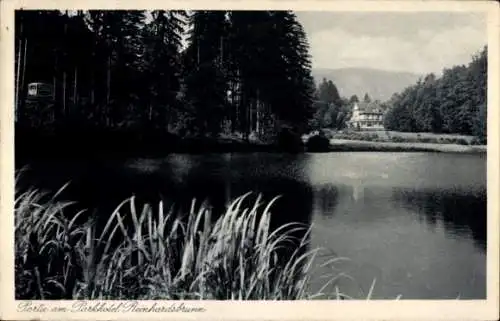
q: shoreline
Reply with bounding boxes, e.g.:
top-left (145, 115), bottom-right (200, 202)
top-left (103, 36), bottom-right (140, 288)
top-left (15, 139), bottom-right (486, 163)
top-left (326, 139), bottom-right (487, 154)
top-left (14, 130), bottom-right (486, 163)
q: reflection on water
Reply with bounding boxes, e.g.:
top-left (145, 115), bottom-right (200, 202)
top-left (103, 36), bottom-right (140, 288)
top-left (16, 152), bottom-right (486, 300)
top-left (310, 183), bottom-right (486, 299)
top-left (314, 185), bottom-right (339, 218)
top-left (392, 188), bottom-right (486, 251)
top-left (312, 184), bottom-right (486, 251)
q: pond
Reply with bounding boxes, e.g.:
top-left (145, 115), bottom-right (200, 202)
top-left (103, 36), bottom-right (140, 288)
top-left (17, 152), bottom-right (486, 299)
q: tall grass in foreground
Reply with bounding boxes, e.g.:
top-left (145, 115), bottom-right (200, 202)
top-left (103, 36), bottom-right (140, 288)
top-left (15, 185), bottom-right (382, 300)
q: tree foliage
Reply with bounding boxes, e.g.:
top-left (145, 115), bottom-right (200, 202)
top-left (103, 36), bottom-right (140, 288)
top-left (310, 78), bottom-right (351, 130)
top-left (384, 46), bottom-right (487, 142)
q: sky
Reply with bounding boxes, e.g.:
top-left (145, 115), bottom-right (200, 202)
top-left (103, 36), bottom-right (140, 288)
top-left (295, 11), bottom-right (487, 75)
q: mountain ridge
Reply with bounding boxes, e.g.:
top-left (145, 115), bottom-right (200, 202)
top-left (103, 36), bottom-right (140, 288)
top-left (311, 67), bottom-right (423, 102)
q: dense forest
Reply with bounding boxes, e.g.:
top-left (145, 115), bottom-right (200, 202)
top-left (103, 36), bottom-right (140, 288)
top-left (383, 46), bottom-right (487, 143)
top-left (309, 78), bottom-right (350, 130)
top-left (14, 10), bottom-right (315, 155)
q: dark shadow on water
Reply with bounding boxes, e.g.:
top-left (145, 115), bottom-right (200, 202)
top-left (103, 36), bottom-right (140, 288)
top-left (392, 188), bottom-right (486, 251)
top-left (17, 156), bottom-right (315, 231)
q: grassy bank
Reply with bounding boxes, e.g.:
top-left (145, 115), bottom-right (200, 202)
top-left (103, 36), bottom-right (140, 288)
top-left (325, 129), bottom-right (485, 146)
top-left (15, 185), bottom-right (378, 300)
top-left (302, 129), bottom-right (487, 153)
top-left (327, 139), bottom-right (487, 153)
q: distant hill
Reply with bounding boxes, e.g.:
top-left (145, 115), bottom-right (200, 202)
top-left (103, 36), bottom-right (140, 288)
top-left (311, 67), bottom-right (422, 102)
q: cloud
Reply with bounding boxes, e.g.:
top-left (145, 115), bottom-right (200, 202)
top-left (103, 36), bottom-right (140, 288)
top-left (298, 12), bottom-right (487, 74)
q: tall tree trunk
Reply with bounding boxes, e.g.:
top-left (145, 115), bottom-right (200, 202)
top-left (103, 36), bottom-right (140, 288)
top-left (106, 54), bottom-right (111, 127)
top-left (249, 99), bottom-right (253, 135)
top-left (106, 55), bottom-right (111, 105)
top-left (230, 78), bottom-right (237, 133)
top-left (16, 16), bottom-right (24, 122)
top-left (53, 48), bottom-right (58, 98)
top-left (73, 67), bottom-right (78, 107)
top-left (219, 36), bottom-right (223, 64)
top-left (20, 38), bottom-right (27, 98)
top-left (53, 75), bottom-right (57, 101)
top-left (63, 71), bottom-right (67, 117)
top-left (63, 11), bottom-right (68, 118)
top-left (241, 89), bottom-right (250, 142)
top-left (256, 90), bottom-right (260, 135)
top-left (15, 38), bottom-right (22, 119)
top-left (19, 38), bottom-right (28, 120)
top-left (90, 68), bottom-right (95, 105)
top-left (196, 37), bottom-right (200, 67)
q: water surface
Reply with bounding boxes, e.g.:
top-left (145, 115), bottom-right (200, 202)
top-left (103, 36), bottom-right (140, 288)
top-left (18, 152), bottom-right (486, 299)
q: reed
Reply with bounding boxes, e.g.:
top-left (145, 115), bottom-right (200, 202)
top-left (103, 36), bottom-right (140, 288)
top-left (15, 184), bottom-right (380, 300)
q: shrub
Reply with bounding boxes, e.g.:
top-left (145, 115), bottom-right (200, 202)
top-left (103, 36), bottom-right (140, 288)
top-left (419, 137), bottom-right (439, 144)
top-left (471, 137), bottom-right (486, 145)
top-left (306, 135), bottom-right (331, 152)
top-left (367, 133), bottom-right (379, 141)
top-left (391, 136), bottom-right (405, 143)
top-left (323, 130), bottom-right (334, 140)
top-left (275, 127), bottom-right (304, 152)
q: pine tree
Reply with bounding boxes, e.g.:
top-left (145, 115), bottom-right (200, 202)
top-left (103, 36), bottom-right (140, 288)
top-left (314, 78), bottom-right (346, 129)
top-left (248, 11), bottom-right (314, 135)
top-left (349, 95), bottom-right (359, 104)
top-left (184, 11), bottom-right (230, 136)
top-left (143, 10), bottom-right (186, 131)
top-left (227, 10), bottom-right (269, 139)
top-left (317, 78), bottom-right (341, 105)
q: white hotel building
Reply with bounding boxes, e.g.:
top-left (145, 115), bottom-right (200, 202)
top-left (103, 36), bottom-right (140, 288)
top-left (347, 101), bottom-right (385, 131)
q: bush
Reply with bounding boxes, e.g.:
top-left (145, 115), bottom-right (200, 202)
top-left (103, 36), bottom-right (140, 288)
top-left (391, 136), bottom-right (405, 143)
top-left (275, 127), bottom-right (304, 153)
top-left (456, 138), bottom-right (470, 145)
top-left (471, 137), bottom-right (486, 145)
top-left (364, 133), bottom-right (379, 142)
top-left (419, 137), bottom-right (439, 144)
top-left (323, 130), bottom-right (334, 140)
top-left (306, 135), bottom-right (331, 152)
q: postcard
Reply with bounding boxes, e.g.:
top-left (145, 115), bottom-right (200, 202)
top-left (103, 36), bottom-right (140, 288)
top-left (1, 0), bottom-right (498, 320)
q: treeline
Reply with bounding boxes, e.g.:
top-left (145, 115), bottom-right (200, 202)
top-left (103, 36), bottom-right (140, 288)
top-left (309, 78), bottom-right (387, 130)
top-left (15, 10), bottom-right (314, 146)
top-left (309, 78), bottom-right (350, 130)
top-left (383, 46), bottom-right (487, 142)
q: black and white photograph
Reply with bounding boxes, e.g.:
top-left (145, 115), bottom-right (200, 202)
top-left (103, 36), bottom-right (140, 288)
top-left (1, 0), bottom-right (499, 319)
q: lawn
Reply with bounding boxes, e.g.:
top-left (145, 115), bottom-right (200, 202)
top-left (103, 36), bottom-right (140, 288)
top-left (323, 129), bottom-right (482, 146)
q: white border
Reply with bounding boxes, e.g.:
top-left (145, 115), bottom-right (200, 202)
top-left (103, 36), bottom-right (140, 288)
top-left (1, 1), bottom-right (498, 320)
